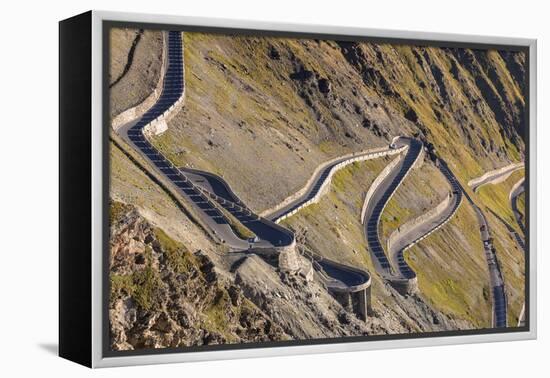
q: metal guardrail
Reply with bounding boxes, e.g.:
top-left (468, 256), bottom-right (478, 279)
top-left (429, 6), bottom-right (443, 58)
top-left (180, 168), bottom-right (297, 246)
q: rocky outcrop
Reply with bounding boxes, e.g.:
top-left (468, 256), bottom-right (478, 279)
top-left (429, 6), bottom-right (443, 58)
top-left (109, 203), bottom-right (413, 350)
top-left (109, 206), bottom-right (288, 350)
top-left (234, 255), bottom-right (371, 339)
top-left (277, 241), bottom-right (301, 273)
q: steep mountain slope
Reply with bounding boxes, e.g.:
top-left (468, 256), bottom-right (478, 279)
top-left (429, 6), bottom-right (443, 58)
top-left (281, 159), bottom-right (473, 332)
top-left (109, 29), bottom-right (527, 345)
top-left (153, 33), bottom-right (525, 217)
top-left (478, 170), bottom-right (525, 234)
top-left (153, 33), bottom-right (416, 213)
top-left (404, 200), bottom-right (493, 327)
top-left (110, 202), bottom-right (416, 350)
top-left (109, 28), bottom-right (163, 118)
top-left (337, 42), bottom-right (525, 181)
top-left (150, 31), bottom-right (525, 329)
top-left (280, 159), bottom-right (390, 268)
top-left (110, 204), bottom-right (287, 349)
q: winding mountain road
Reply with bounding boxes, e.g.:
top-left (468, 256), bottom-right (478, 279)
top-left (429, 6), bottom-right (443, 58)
top-left (115, 30), bottom-right (516, 328)
top-left (265, 145), bottom-right (405, 223)
top-left (510, 178), bottom-right (526, 236)
top-left (116, 30), bottom-right (371, 304)
top-left (471, 196), bottom-right (507, 328)
top-left (121, 32), bottom-right (251, 250)
top-left (361, 138), bottom-right (422, 279)
top-left (181, 167), bottom-right (293, 247)
top-left (467, 166), bottom-right (522, 328)
top-left (387, 160), bottom-right (463, 285)
top-left (467, 163), bottom-right (525, 327)
top-left (469, 162), bottom-right (524, 192)
top-left (181, 167), bottom-right (371, 292)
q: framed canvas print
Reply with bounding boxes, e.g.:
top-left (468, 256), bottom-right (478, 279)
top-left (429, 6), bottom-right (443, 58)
top-left (59, 10), bottom-right (537, 368)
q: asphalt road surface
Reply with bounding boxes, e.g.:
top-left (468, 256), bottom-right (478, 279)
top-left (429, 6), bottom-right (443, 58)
top-left (510, 178), bottom-right (526, 236)
top-left (123, 32), bottom-right (250, 250)
top-left (462, 188), bottom-right (508, 328)
top-left (181, 168), bottom-right (294, 247)
top-left (510, 178), bottom-right (526, 327)
top-left (361, 137), bottom-right (422, 278)
top-left (182, 167), bottom-right (371, 289)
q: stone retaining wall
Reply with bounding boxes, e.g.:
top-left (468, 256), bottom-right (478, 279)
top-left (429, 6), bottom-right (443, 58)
top-left (361, 141), bottom-right (423, 228)
top-left (322, 277), bottom-right (371, 321)
top-left (358, 141), bottom-right (427, 295)
top-left (262, 145), bottom-right (406, 220)
top-left (390, 277), bottom-right (418, 296)
top-left (142, 91), bottom-right (186, 137)
top-left (277, 240), bottom-right (300, 272)
top-left (313, 146), bottom-right (406, 214)
top-left (411, 142), bottom-right (425, 170)
top-left (112, 31), bottom-right (187, 137)
top-left (509, 177), bottom-right (525, 202)
top-left (384, 187), bottom-right (462, 296)
top-left (394, 191), bottom-right (463, 278)
top-left (301, 247), bottom-right (372, 319)
top-left (143, 34), bottom-right (186, 137)
top-left (386, 192), bottom-right (452, 253)
top-left (360, 154), bottom-right (403, 223)
top-left (468, 162), bottom-right (524, 190)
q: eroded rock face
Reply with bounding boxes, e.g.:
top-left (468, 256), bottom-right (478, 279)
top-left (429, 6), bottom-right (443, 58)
top-left (109, 204), bottom-right (418, 351)
top-left (109, 206), bottom-right (289, 350)
top-left (234, 255), bottom-right (371, 339)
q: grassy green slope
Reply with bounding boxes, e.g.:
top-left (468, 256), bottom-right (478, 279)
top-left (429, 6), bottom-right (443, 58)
top-left (405, 201), bottom-right (492, 327)
top-left (477, 170), bottom-right (525, 234)
top-left (281, 158), bottom-right (390, 271)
